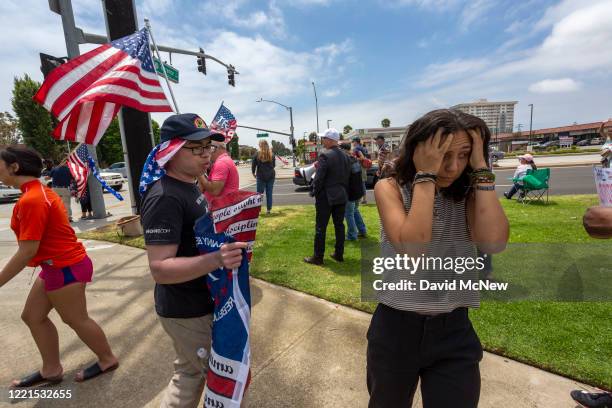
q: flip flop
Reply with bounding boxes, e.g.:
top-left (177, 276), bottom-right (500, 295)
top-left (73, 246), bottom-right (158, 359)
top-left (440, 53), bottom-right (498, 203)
top-left (75, 362), bottom-right (119, 383)
top-left (11, 371), bottom-right (63, 388)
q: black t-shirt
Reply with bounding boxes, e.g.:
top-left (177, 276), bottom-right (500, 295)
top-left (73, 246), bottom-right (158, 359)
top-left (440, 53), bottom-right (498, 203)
top-left (140, 175), bottom-right (214, 318)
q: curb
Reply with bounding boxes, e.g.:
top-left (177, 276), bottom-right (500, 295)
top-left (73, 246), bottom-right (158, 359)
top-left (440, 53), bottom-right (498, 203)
top-left (495, 162), bottom-right (598, 169)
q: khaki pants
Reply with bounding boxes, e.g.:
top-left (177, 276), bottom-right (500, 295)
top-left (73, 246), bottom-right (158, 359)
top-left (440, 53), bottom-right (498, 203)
top-left (159, 314), bottom-right (213, 408)
top-left (53, 187), bottom-right (72, 218)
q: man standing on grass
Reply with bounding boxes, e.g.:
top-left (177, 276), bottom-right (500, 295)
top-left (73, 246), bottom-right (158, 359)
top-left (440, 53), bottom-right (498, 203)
top-left (198, 140), bottom-right (239, 202)
top-left (140, 113), bottom-right (247, 408)
top-left (304, 128), bottom-right (351, 265)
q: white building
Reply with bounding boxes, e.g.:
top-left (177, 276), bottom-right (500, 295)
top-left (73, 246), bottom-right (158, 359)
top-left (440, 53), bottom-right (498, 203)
top-left (451, 99), bottom-right (518, 134)
top-left (344, 126), bottom-right (406, 159)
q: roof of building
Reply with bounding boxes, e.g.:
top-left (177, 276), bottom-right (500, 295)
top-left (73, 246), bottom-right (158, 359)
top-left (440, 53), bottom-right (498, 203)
top-left (496, 119), bottom-right (612, 141)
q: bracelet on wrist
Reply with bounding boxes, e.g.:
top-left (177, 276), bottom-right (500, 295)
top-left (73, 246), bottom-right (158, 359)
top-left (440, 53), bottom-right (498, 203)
top-left (412, 177), bottom-right (436, 186)
top-left (414, 171), bottom-right (437, 182)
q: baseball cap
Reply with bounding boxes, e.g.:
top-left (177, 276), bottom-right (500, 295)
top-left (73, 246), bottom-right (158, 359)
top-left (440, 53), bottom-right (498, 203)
top-left (318, 128), bottom-right (340, 141)
top-left (518, 153), bottom-right (534, 162)
top-left (160, 113), bottom-right (225, 143)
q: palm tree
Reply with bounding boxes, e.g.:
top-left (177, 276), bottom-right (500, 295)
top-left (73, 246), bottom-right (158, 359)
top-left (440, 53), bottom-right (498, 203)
top-left (381, 118), bottom-right (391, 128)
top-left (343, 125), bottom-right (353, 135)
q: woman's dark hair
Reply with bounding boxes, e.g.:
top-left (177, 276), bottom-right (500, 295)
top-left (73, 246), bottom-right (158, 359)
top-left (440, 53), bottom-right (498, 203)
top-left (0, 146), bottom-right (44, 178)
top-left (394, 109), bottom-right (491, 201)
top-left (530, 161), bottom-right (538, 171)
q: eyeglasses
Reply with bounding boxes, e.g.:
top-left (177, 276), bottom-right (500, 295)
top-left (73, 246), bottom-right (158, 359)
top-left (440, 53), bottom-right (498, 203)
top-left (181, 144), bottom-right (217, 155)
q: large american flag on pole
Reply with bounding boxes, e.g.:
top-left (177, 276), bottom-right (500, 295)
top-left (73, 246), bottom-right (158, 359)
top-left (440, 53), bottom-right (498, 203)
top-left (210, 103), bottom-right (237, 144)
top-left (34, 28), bottom-right (173, 146)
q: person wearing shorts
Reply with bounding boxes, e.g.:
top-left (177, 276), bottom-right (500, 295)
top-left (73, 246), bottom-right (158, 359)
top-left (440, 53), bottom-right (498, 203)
top-left (0, 146), bottom-right (118, 388)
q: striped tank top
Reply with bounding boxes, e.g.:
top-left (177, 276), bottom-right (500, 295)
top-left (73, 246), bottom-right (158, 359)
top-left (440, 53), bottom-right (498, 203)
top-left (377, 183), bottom-right (480, 314)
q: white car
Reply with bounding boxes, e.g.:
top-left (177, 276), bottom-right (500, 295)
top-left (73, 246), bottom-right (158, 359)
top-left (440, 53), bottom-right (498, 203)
top-left (0, 183), bottom-right (21, 203)
top-left (99, 171), bottom-right (125, 191)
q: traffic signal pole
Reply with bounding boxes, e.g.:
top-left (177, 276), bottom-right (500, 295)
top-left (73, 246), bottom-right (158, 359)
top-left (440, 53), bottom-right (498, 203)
top-left (53, 0), bottom-right (107, 220)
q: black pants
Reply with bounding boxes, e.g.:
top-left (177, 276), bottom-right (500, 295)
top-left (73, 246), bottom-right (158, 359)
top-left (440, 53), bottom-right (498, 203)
top-left (314, 198), bottom-right (346, 258)
top-left (367, 304), bottom-right (483, 408)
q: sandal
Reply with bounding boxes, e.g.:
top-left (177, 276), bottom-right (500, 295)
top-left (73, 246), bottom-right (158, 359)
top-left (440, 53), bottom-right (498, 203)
top-left (75, 362), bottom-right (119, 382)
top-left (11, 371), bottom-right (63, 388)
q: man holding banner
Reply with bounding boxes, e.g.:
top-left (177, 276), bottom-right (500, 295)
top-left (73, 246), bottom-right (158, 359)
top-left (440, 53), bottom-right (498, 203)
top-left (139, 114), bottom-right (247, 408)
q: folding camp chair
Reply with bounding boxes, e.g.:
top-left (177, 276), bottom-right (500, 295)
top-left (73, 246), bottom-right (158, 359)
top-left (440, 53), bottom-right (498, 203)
top-left (514, 168), bottom-right (550, 204)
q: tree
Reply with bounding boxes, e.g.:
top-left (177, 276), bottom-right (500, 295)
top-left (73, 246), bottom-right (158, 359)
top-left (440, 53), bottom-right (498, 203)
top-left (343, 125), bottom-right (353, 135)
top-left (296, 138), bottom-right (306, 160)
top-left (0, 112), bottom-right (21, 145)
top-left (308, 131), bottom-right (318, 142)
top-left (381, 118), bottom-right (391, 128)
top-left (239, 145), bottom-right (257, 161)
top-left (271, 140), bottom-right (291, 156)
top-left (96, 118), bottom-right (123, 168)
top-left (228, 134), bottom-right (239, 159)
top-left (12, 74), bottom-right (66, 161)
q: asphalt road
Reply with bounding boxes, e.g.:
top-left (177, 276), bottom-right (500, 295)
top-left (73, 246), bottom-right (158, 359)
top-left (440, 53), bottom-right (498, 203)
top-left (243, 165), bottom-right (598, 206)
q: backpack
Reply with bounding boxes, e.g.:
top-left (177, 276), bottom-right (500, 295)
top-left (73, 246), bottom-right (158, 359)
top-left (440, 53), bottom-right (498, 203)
top-left (347, 157), bottom-right (366, 201)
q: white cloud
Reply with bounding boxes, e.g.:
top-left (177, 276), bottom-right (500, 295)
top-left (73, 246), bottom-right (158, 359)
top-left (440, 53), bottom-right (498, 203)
top-left (201, 0), bottom-right (287, 38)
top-left (324, 89), bottom-right (340, 97)
top-left (460, 0), bottom-right (495, 28)
top-left (528, 78), bottom-right (581, 93)
top-left (385, 0), bottom-right (461, 9)
top-left (416, 58), bottom-right (489, 87)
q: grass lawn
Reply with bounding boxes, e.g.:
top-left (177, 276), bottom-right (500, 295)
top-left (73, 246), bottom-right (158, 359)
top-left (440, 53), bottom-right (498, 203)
top-left (79, 195), bottom-right (612, 389)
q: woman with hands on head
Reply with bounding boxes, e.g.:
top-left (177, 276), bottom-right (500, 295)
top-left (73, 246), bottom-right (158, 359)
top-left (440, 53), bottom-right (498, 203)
top-left (367, 109), bottom-right (509, 408)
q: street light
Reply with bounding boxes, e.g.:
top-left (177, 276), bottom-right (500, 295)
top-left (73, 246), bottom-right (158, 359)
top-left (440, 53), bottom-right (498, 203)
top-left (327, 119), bottom-right (332, 129)
top-left (312, 81), bottom-right (319, 133)
top-left (256, 98), bottom-right (296, 167)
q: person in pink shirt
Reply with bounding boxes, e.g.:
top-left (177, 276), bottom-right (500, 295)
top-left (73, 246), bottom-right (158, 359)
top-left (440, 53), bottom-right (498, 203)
top-left (198, 140), bottom-right (239, 202)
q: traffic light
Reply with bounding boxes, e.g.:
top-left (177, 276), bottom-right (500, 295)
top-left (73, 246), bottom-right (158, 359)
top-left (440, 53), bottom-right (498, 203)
top-left (39, 53), bottom-right (67, 78)
top-left (227, 65), bottom-right (235, 87)
top-left (197, 48), bottom-right (206, 75)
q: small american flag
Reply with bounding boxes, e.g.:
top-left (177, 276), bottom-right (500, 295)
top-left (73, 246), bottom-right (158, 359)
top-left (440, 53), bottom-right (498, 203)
top-left (67, 144), bottom-right (90, 198)
top-left (210, 103), bottom-right (237, 144)
top-left (139, 139), bottom-right (186, 195)
top-left (34, 28), bottom-right (173, 146)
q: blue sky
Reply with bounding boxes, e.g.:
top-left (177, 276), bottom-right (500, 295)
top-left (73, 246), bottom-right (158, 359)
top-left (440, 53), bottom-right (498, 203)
top-left (1, 0), bottom-right (611, 147)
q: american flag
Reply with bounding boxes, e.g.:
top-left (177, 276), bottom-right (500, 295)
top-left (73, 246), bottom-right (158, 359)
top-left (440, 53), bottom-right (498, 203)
top-left (210, 103), bottom-right (237, 144)
top-left (67, 144), bottom-right (90, 198)
top-left (139, 138), bottom-right (186, 195)
top-left (34, 28), bottom-right (173, 146)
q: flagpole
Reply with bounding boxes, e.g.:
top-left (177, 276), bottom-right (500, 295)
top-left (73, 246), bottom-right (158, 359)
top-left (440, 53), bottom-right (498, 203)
top-left (145, 18), bottom-right (180, 114)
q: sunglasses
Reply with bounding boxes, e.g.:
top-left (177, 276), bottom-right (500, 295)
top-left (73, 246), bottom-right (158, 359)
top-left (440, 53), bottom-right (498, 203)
top-left (181, 144), bottom-right (216, 155)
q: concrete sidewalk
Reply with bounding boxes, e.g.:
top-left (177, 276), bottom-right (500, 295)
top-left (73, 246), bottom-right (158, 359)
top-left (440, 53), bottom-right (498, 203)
top-left (0, 242), bottom-right (599, 407)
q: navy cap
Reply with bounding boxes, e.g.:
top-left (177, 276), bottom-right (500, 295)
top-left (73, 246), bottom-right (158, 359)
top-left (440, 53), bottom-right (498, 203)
top-left (160, 113), bottom-right (225, 143)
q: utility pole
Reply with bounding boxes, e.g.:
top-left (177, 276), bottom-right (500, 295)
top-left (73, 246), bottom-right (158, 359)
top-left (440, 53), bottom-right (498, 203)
top-left (101, 0), bottom-right (155, 214)
top-left (528, 104), bottom-right (534, 143)
top-left (327, 119), bottom-right (332, 129)
top-left (53, 0), bottom-right (107, 219)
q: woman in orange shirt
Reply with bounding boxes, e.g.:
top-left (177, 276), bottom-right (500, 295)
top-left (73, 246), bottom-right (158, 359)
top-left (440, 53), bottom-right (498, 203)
top-left (0, 146), bottom-right (118, 387)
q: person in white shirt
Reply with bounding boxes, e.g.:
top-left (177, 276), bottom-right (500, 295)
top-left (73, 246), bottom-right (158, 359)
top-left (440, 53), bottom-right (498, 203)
top-left (503, 153), bottom-right (536, 199)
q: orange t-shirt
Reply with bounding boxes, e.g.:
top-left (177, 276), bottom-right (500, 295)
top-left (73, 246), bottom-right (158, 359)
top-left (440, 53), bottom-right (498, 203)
top-left (11, 180), bottom-right (86, 268)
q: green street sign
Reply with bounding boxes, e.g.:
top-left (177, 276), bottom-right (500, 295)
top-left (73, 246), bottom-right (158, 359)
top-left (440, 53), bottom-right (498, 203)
top-left (257, 133), bottom-right (269, 138)
top-left (153, 58), bottom-right (179, 84)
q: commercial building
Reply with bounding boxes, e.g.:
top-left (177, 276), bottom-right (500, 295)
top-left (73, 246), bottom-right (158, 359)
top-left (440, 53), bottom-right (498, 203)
top-left (451, 99), bottom-right (518, 134)
top-left (344, 126), bottom-right (406, 159)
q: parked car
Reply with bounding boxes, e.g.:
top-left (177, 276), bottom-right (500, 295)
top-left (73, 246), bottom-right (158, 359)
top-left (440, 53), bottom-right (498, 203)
top-left (539, 140), bottom-right (560, 149)
top-left (99, 171), bottom-right (125, 191)
top-left (0, 183), bottom-right (21, 203)
top-left (293, 163), bottom-right (316, 187)
top-left (490, 149), bottom-right (505, 162)
top-left (293, 162), bottom-right (380, 189)
top-left (590, 137), bottom-right (602, 145)
top-left (104, 162), bottom-right (128, 178)
top-left (576, 139), bottom-right (590, 146)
